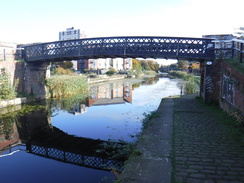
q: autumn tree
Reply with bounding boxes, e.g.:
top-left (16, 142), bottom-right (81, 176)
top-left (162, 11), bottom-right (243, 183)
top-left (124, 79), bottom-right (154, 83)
top-left (141, 60), bottom-right (150, 70)
top-left (132, 59), bottom-right (142, 74)
top-left (177, 60), bottom-right (188, 69)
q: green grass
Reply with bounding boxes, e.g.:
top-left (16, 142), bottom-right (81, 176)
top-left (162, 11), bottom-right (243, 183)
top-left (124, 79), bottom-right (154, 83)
top-left (224, 59), bottom-right (244, 75)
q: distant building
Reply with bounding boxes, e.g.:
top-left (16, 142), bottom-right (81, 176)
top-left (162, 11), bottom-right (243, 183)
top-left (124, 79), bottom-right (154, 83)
top-left (79, 58), bottom-right (132, 72)
top-left (0, 41), bottom-right (18, 61)
top-left (59, 27), bottom-right (81, 41)
top-left (59, 27), bottom-right (87, 70)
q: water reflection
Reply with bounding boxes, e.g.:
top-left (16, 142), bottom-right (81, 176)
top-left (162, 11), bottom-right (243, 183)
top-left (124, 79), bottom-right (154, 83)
top-left (87, 81), bottom-right (132, 106)
top-left (1, 107), bottom-right (127, 171)
top-left (0, 77), bottom-right (181, 183)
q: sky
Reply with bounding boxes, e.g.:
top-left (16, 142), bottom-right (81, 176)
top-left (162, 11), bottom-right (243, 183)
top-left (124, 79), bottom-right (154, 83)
top-left (0, 0), bottom-right (243, 44)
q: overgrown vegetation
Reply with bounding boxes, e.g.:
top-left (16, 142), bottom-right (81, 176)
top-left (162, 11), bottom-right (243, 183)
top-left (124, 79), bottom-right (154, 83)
top-left (45, 75), bottom-right (88, 98)
top-left (169, 71), bottom-right (200, 94)
top-left (106, 67), bottom-right (117, 76)
top-left (225, 59), bottom-right (244, 75)
top-left (132, 59), bottom-right (159, 77)
top-left (0, 68), bottom-right (18, 100)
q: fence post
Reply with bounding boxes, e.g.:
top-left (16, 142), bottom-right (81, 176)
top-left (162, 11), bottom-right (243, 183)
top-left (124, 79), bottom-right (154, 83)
top-left (232, 41), bottom-right (235, 60)
top-left (240, 42), bottom-right (243, 63)
top-left (3, 49), bottom-right (6, 61)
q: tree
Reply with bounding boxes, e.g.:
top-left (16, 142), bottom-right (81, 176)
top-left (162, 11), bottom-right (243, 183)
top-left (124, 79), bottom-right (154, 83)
top-left (60, 61), bottom-right (73, 69)
top-left (141, 60), bottom-right (150, 70)
top-left (177, 60), bottom-right (188, 69)
top-left (147, 60), bottom-right (155, 70)
top-left (153, 63), bottom-right (160, 71)
top-left (191, 62), bottom-right (200, 69)
top-left (132, 59), bottom-right (142, 75)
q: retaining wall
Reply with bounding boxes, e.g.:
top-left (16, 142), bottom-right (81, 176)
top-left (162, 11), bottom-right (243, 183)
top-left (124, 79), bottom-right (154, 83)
top-left (218, 61), bottom-right (244, 123)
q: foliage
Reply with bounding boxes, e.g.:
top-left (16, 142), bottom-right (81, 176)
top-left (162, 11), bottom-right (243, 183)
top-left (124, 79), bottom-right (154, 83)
top-left (147, 60), bottom-right (156, 70)
top-left (141, 60), bottom-right (150, 70)
top-left (0, 68), bottom-right (18, 100)
top-left (143, 70), bottom-right (157, 76)
top-left (132, 59), bottom-right (142, 76)
top-left (106, 67), bottom-right (116, 76)
top-left (58, 61), bottom-right (73, 69)
top-left (177, 60), bottom-right (188, 69)
top-left (191, 62), bottom-right (200, 69)
top-left (139, 59), bottom-right (160, 71)
top-left (169, 71), bottom-right (200, 94)
top-left (225, 59), bottom-right (244, 75)
top-left (53, 67), bottom-right (73, 75)
top-left (45, 75), bottom-right (88, 98)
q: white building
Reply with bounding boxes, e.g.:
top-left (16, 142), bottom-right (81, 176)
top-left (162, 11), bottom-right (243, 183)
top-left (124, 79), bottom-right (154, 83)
top-left (87, 58), bottom-right (132, 71)
top-left (59, 27), bottom-right (81, 41)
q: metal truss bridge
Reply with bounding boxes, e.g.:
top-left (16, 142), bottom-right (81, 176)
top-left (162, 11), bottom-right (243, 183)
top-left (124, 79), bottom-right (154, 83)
top-left (23, 36), bottom-right (215, 62)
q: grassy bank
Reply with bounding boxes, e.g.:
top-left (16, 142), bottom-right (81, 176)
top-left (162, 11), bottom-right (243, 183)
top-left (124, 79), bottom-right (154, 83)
top-left (45, 75), bottom-right (88, 98)
top-left (169, 71), bottom-right (200, 94)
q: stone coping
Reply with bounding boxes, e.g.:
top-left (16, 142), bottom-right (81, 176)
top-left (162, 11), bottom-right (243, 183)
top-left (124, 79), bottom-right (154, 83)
top-left (0, 98), bottom-right (27, 109)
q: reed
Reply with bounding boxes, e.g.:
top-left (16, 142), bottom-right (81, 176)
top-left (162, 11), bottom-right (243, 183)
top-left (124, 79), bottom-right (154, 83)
top-left (169, 71), bottom-right (200, 94)
top-left (45, 75), bottom-right (88, 98)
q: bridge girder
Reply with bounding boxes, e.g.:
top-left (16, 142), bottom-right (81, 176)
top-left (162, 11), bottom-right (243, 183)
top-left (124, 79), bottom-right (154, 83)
top-left (23, 36), bottom-right (215, 62)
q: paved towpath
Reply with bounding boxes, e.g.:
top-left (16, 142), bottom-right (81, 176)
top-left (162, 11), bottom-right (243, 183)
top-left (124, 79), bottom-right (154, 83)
top-left (119, 94), bottom-right (244, 183)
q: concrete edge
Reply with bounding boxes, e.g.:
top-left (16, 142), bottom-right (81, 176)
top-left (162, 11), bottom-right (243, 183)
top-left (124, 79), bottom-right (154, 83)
top-left (119, 98), bottom-right (174, 183)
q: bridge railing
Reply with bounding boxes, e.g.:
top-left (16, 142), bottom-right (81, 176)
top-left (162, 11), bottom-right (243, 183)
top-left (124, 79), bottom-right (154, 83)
top-left (214, 39), bottom-right (244, 63)
top-left (23, 36), bottom-right (215, 62)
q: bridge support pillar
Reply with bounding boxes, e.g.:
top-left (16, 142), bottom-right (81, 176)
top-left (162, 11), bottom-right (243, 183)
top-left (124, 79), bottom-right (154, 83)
top-left (200, 60), bottom-right (220, 104)
top-left (24, 62), bottom-right (50, 100)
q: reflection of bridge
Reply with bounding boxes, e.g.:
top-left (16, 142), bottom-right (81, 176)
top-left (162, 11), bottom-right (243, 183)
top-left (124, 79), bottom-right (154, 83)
top-left (23, 36), bottom-right (214, 62)
top-left (10, 109), bottom-right (128, 171)
top-left (27, 126), bottom-right (126, 171)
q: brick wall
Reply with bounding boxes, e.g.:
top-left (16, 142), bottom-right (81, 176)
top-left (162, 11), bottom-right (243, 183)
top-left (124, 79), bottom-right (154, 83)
top-left (218, 61), bottom-right (244, 122)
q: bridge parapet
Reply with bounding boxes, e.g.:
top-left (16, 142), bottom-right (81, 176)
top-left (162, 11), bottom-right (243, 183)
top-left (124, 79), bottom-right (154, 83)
top-left (216, 39), bottom-right (244, 63)
top-left (23, 36), bottom-right (215, 62)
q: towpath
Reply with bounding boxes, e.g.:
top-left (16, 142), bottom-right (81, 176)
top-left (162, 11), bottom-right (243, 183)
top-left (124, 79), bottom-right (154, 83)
top-left (119, 94), bottom-right (244, 183)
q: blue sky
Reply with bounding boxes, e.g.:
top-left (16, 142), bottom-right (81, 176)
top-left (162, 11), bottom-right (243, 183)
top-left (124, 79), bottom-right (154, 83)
top-left (0, 0), bottom-right (243, 44)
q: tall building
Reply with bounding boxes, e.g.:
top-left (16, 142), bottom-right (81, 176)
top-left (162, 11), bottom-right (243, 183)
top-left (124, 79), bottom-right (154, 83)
top-left (59, 27), bottom-right (81, 41)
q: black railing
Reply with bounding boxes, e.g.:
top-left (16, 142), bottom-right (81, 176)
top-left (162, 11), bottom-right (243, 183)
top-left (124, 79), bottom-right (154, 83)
top-left (214, 39), bottom-right (244, 63)
top-left (23, 36), bottom-right (215, 62)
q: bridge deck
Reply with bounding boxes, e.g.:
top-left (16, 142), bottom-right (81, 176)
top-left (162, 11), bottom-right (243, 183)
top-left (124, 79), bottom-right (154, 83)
top-left (23, 36), bottom-right (215, 62)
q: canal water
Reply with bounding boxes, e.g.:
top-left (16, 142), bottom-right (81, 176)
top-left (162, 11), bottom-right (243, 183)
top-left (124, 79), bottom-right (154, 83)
top-left (0, 77), bottom-right (181, 183)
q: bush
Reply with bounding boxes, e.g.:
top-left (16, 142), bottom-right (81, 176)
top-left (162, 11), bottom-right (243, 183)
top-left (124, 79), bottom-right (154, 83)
top-left (54, 67), bottom-right (73, 75)
top-left (106, 67), bottom-right (116, 76)
top-left (0, 68), bottom-right (18, 100)
top-left (106, 71), bottom-right (115, 76)
top-left (169, 71), bottom-right (200, 94)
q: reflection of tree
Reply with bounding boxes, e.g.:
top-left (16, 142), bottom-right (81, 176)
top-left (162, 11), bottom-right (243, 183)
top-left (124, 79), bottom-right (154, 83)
top-left (132, 83), bottom-right (141, 89)
top-left (46, 94), bottom-right (88, 114)
top-left (142, 76), bottom-right (159, 85)
top-left (0, 116), bottom-right (18, 140)
top-left (0, 104), bottom-right (47, 141)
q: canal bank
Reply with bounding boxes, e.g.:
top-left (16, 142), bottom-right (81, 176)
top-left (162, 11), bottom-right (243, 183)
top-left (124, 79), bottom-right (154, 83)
top-left (119, 94), bottom-right (244, 183)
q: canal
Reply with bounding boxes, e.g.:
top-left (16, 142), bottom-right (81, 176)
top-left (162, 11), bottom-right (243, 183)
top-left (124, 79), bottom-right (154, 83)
top-left (0, 77), bottom-right (181, 183)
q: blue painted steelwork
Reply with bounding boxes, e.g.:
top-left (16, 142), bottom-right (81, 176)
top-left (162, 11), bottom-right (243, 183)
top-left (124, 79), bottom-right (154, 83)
top-left (23, 36), bottom-right (215, 62)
